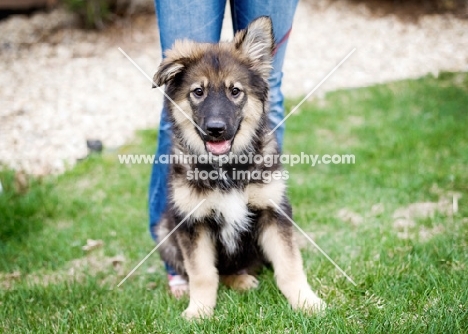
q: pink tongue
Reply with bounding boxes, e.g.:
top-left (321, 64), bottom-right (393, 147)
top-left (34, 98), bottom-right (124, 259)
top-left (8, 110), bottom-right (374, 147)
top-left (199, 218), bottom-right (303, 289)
top-left (206, 140), bottom-right (231, 155)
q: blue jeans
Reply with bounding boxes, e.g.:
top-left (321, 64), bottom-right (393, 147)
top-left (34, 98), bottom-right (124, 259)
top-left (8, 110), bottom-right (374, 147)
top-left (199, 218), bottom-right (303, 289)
top-left (149, 0), bottom-right (298, 275)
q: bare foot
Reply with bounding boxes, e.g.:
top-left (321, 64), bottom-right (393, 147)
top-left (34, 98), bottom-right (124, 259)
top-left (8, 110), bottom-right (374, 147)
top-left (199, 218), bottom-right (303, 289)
top-left (168, 274), bottom-right (189, 298)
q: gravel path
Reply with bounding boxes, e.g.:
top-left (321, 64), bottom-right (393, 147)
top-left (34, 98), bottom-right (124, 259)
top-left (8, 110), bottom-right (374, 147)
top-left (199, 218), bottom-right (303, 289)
top-left (1, 1), bottom-right (467, 175)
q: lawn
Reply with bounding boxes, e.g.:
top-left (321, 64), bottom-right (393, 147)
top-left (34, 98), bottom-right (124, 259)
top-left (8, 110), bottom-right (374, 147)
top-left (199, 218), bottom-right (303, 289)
top-left (1, 72), bottom-right (467, 333)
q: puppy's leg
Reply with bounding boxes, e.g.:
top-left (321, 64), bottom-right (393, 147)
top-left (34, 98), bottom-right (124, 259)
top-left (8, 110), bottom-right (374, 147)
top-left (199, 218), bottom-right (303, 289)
top-left (220, 274), bottom-right (259, 291)
top-left (258, 209), bottom-right (326, 313)
top-left (179, 226), bottom-right (218, 320)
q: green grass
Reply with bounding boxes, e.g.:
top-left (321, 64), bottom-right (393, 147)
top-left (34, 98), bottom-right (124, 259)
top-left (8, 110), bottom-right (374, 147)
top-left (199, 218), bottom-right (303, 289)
top-left (1, 72), bottom-right (468, 333)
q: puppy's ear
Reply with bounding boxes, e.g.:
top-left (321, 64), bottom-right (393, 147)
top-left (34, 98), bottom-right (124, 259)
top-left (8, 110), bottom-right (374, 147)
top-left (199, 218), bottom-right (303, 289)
top-left (234, 16), bottom-right (274, 78)
top-left (152, 58), bottom-right (185, 88)
top-left (152, 39), bottom-right (199, 88)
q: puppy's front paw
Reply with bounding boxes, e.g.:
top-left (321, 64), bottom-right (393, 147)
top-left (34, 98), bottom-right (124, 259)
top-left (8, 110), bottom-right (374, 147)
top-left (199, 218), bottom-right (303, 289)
top-left (292, 289), bottom-right (327, 314)
top-left (181, 305), bottom-right (213, 320)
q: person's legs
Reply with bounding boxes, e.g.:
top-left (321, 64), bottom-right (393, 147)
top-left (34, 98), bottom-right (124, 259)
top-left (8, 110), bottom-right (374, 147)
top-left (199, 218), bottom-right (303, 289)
top-left (149, 0), bottom-right (227, 284)
top-left (155, 0), bottom-right (227, 51)
top-left (230, 0), bottom-right (299, 147)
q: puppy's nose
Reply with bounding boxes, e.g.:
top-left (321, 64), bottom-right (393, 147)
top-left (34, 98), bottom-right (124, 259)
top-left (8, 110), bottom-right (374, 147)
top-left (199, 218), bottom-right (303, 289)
top-left (206, 120), bottom-right (226, 138)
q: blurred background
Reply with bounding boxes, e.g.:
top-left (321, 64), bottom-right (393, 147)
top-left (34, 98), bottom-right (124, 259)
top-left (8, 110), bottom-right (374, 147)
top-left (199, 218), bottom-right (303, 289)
top-left (1, 2), bottom-right (467, 331)
top-left (0, 0), bottom-right (467, 175)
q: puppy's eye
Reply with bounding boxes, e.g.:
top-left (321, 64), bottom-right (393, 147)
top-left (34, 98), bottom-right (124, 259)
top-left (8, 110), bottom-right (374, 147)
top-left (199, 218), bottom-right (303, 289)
top-left (193, 88), bottom-right (204, 97)
top-left (231, 87), bottom-right (241, 97)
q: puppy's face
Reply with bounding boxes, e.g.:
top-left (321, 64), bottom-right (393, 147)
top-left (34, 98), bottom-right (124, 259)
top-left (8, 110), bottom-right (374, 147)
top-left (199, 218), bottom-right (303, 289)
top-left (153, 17), bottom-right (274, 155)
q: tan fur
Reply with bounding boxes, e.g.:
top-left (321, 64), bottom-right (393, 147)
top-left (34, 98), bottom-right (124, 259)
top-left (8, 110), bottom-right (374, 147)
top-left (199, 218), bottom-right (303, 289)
top-left (258, 224), bottom-right (326, 313)
top-left (171, 178), bottom-right (209, 218)
top-left (220, 274), bottom-right (259, 291)
top-left (170, 99), bottom-right (206, 155)
top-left (233, 17), bottom-right (273, 77)
top-left (166, 39), bottom-right (209, 60)
top-left (155, 218), bottom-right (179, 261)
top-left (246, 179), bottom-right (285, 209)
top-left (261, 135), bottom-right (278, 155)
top-left (180, 226), bottom-right (219, 319)
top-left (231, 98), bottom-right (264, 153)
top-left (171, 179), bottom-right (247, 220)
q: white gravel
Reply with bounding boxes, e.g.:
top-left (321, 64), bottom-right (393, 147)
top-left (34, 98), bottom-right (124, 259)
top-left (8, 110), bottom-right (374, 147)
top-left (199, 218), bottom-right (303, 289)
top-left (1, 1), bottom-right (467, 175)
top-left (283, 0), bottom-right (468, 95)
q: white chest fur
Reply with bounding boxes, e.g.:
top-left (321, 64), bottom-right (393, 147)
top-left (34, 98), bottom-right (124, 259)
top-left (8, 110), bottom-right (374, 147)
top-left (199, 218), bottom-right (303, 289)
top-left (171, 183), bottom-right (250, 254)
top-left (209, 190), bottom-right (250, 254)
top-left (171, 179), bottom-right (285, 254)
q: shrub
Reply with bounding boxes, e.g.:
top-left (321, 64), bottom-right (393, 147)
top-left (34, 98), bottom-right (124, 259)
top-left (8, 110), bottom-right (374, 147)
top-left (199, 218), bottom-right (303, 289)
top-left (62, 0), bottom-right (111, 29)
